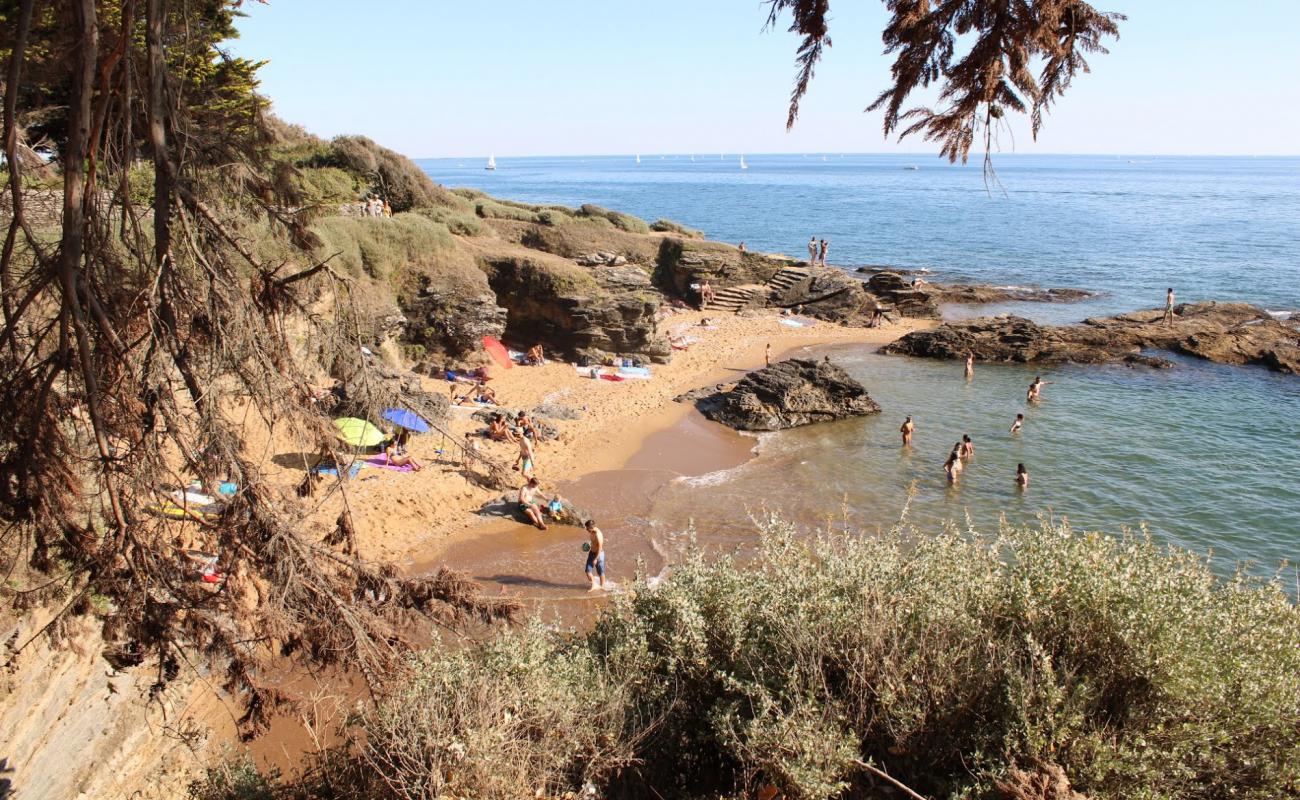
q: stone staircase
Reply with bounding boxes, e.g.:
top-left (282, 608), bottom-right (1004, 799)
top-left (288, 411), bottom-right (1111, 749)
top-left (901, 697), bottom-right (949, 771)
top-left (764, 266), bottom-right (810, 301)
top-left (704, 284), bottom-right (764, 312)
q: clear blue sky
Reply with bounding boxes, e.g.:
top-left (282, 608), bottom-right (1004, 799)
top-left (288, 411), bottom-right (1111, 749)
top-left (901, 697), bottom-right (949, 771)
top-left (227, 0), bottom-right (1300, 158)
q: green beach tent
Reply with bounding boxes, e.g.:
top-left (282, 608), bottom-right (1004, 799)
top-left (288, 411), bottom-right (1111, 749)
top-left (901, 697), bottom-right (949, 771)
top-left (332, 417), bottom-right (386, 447)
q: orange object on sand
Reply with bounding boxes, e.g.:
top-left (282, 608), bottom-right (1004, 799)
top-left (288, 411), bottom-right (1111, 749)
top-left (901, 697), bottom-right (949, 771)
top-left (482, 336), bottom-right (513, 370)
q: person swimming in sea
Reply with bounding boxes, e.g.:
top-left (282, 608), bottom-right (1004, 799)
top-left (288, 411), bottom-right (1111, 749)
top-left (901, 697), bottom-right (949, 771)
top-left (959, 434), bottom-right (974, 459)
top-left (1027, 375), bottom-right (1052, 403)
top-left (1010, 413), bottom-right (1024, 434)
top-left (964, 352), bottom-right (974, 379)
top-left (900, 415), bottom-right (915, 446)
top-left (1016, 463), bottom-right (1029, 488)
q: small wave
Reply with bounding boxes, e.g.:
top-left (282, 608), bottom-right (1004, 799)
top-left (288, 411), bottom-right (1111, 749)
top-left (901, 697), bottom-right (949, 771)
top-left (996, 284), bottom-right (1036, 291)
top-left (1265, 309), bottom-right (1296, 320)
top-left (675, 466), bottom-right (743, 488)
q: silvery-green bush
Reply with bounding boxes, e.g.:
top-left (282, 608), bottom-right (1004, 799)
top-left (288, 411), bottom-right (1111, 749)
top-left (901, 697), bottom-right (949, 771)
top-left (257, 518), bottom-right (1300, 799)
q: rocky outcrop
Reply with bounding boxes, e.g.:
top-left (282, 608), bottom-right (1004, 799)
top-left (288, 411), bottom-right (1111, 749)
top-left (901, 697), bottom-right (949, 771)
top-left (682, 358), bottom-right (882, 431)
top-left (929, 283), bottom-right (1095, 304)
top-left (481, 249), bottom-right (670, 365)
top-left (767, 266), bottom-right (881, 325)
top-left (865, 272), bottom-right (942, 319)
top-left (402, 274), bottom-right (507, 361)
top-left (882, 302), bottom-right (1300, 374)
top-left (657, 237), bottom-right (795, 295)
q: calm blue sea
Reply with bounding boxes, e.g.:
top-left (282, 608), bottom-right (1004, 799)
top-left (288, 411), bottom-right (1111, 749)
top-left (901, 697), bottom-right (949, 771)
top-left (420, 154), bottom-right (1300, 577)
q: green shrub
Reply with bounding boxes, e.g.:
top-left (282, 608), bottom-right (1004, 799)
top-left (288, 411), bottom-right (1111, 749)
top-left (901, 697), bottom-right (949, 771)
top-left (294, 165), bottom-right (360, 206)
top-left (356, 518), bottom-right (1300, 800)
top-left (577, 203), bottom-right (651, 234)
top-left (474, 199), bottom-right (535, 222)
top-left (308, 135), bottom-right (460, 211)
top-left (534, 208), bottom-right (575, 226)
top-left (650, 218), bottom-right (703, 238)
top-left (414, 205), bottom-right (484, 236)
top-left (360, 621), bottom-right (633, 800)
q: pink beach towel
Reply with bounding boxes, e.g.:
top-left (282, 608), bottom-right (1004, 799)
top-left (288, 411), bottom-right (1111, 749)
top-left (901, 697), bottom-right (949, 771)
top-left (363, 456), bottom-right (416, 473)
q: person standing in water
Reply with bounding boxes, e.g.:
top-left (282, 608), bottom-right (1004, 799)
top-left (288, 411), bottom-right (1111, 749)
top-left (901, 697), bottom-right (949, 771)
top-left (1010, 413), bottom-right (1024, 434)
top-left (1016, 463), bottom-right (1029, 488)
top-left (900, 415), bottom-right (915, 446)
top-left (584, 519), bottom-right (606, 591)
top-left (944, 450), bottom-right (962, 484)
top-left (964, 352), bottom-right (974, 380)
top-left (1027, 375), bottom-right (1052, 403)
top-left (807, 236), bottom-right (818, 264)
top-left (1163, 287), bottom-right (1176, 325)
top-left (959, 434), bottom-right (974, 459)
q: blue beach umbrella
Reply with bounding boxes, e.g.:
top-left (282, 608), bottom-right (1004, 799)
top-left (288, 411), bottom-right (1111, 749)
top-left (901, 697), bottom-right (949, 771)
top-left (383, 407), bottom-right (430, 433)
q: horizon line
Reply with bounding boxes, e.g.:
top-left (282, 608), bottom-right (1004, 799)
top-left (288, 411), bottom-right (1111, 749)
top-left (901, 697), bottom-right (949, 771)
top-left (414, 151), bottom-right (1300, 161)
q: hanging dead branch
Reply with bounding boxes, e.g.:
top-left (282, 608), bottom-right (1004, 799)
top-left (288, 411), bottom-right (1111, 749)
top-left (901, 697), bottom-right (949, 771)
top-left (766, 0), bottom-right (1123, 167)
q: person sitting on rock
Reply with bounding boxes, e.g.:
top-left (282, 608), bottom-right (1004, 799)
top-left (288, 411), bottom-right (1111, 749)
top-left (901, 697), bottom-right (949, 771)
top-left (518, 478), bottom-right (547, 530)
top-left (515, 410), bottom-right (539, 440)
top-left (526, 344), bottom-right (545, 365)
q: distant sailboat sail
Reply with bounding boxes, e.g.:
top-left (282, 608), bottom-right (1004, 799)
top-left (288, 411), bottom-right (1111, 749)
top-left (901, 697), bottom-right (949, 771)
top-left (739, 155), bottom-right (748, 170)
top-left (690, 154), bottom-right (695, 162)
top-left (485, 154), bottom-right (496, 171)
top-left (635, 153), bottom-right (641, 164)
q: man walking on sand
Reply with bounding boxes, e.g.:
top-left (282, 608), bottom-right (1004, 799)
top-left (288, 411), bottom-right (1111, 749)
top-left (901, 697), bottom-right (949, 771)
top-left (1163, 287), bottom-right (1176, 325)
top-left (808, 236), bottom-right (818, 264)
top-left (765, 342), bottom-right (772, 367)
top-left (584, 519), bottom-right (606, 591)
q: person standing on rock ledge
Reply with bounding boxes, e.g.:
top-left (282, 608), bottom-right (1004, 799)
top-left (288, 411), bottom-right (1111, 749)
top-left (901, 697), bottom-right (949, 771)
top-left (900, 415), bottom-right (915, 446)
top-left (818, 239), bottom-right (830, 266)
top-left (808, 236), bottom-right (818, 264)
top-left (1163, 287), bottom-right (1176, 325)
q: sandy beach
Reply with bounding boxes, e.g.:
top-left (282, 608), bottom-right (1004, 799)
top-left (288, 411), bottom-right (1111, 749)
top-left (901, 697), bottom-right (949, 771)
top-left (290, 310), bottom-right (931, 568)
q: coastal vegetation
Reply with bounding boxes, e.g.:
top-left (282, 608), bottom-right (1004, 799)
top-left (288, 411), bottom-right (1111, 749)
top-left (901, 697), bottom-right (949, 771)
top-left (196, 517), bottom-right (1300, 799)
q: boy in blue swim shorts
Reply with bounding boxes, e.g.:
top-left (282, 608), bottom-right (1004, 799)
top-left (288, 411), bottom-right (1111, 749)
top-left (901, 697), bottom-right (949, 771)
top-left (584, 519), bottom-right (606, 592)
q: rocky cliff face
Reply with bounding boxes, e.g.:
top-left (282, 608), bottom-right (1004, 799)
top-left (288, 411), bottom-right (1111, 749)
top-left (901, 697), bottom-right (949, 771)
top-left (768, 266), bottom-right (881, 325)
top-left (682, 358), bottom-right (882, 431)
top-left (480, 247), bottom-right (669, 364)
top-left (657, 237), bottom-right (795, 295)
top-left (1, 612), bottom-right (219, 799)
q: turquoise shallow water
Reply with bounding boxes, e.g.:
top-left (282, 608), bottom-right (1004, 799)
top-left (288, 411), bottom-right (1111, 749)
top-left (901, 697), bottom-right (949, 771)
top-left (421, 154), bottom-right (1300, 575)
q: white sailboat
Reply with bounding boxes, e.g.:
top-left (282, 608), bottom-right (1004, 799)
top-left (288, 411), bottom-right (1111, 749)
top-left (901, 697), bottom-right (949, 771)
top-left (739, 155), bottom-right (748, 170)
top-left (485, 154), bottom-right (496, 171)
top-left (690, 154), bottom-right (695, 162)
top-left (635, 153), bottom-right (641, 164)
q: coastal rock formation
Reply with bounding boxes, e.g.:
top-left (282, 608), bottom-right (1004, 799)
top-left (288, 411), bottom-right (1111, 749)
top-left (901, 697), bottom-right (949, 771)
top-left (481, 249), bottom-right (670, 364)
top-left (865, 272), bottom-right (942, 319)
top-left (657, 237), bottom-right (794, 295)
top-left (685, 358), bottom-right (882, 431)
top-left (767, 266), bottom-right (882, 325)
top-left (402, 277), bottom-right (508, 360)
top-left (882, 302), bottom-right (1300, 374)
top-left (928, 283), bottom-right (1095, 305)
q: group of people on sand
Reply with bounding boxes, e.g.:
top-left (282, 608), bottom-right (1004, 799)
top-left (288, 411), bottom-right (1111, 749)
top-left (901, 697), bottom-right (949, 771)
top-left (360, 195), bottom-right (391, 218)
top-left (807, 235), bottom-right (831, 266)
top-left (901, 355), bottom-right (1051, 489)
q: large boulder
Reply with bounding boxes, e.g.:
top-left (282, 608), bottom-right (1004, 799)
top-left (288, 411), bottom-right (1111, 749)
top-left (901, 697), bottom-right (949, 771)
top-left (865, 272), bottom-right (942, 319)
top-left (684, 358), bottom-right (882, 431)
top-left (403, 275), bottom-right (507, 362)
